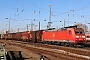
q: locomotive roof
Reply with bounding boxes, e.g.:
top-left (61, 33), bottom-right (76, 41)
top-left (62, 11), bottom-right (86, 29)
top-left (64, 25), bottom-right (77, 28)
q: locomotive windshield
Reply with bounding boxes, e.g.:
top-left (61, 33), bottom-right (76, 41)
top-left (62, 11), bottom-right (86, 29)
top-left (75, 30), bottom-right (84, 34)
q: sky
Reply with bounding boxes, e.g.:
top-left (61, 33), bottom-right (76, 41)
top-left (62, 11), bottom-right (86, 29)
top-left (0, 0), bottom-right (90, 33)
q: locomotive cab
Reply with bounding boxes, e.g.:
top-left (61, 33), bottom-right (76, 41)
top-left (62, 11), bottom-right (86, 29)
top-left (65, 26), bottom-right (86, 47)
top-left (74, 28), bottom-right (86, 44)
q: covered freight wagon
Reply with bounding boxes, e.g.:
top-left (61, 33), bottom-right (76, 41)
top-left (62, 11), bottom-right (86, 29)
top-left (9, 33), bottom-right (16, 40)
top-left (0, 34), bottom-right (1, 39)
top-left (15, 32), bottom-right (22, 41)
top-left (7, 33), bottom-right (16, 40)
top-left (1, 34), bottom-right (8, 40)
top-left (30, 30), bottom-right (44, 43)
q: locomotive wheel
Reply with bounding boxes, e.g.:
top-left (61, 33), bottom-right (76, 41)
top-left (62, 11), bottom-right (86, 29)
top-left (59, 42), bottom-right (65, 46)
top-left (50, 41), bottom-right (54, 45)
top-left (81, 44), bottom-right (84, 48)
top-left (69, 44), bottom-right (74, 47)
top-left (64, 43), bottom-right (70, 47)
top-left (74, 44), bottom-right (78, 48)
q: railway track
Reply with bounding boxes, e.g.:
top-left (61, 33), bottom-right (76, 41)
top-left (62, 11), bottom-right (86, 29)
top-left (0, 40), bottom-right (90, 60)
top-left (13, 40), bottom-right (90, 56)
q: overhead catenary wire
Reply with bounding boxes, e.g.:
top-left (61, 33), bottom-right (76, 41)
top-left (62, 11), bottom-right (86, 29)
top-left (27, 0), bottom-right (49, 12)
top-left (1, 0), bottom-right (90, 30)
top-left (54, 0), bottom-right (83, 11)
top-left (1, 0), bottom-right (89, 18)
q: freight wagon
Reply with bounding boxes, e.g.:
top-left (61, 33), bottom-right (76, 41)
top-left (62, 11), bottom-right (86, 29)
top-left (21, 31), bottom-right (29, 41)
top-left (11, 31), bottom-right (29, 41)
top-left (30, 30), bottom-right (44, 43)
top-left (7, 33), bottom-right (16, 40)
top-left (0, 34), bottom-right (1, 39)
top-left (1, 34), bottom-right (8, 40)
top-left (0, 31), bottom-right (29, 41)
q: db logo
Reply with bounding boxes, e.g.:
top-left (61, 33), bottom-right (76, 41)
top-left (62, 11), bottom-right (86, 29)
top-left (53, 34), bottom-right (55, 37)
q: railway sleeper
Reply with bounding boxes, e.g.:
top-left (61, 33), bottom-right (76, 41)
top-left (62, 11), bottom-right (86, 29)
top-left (72, 43), bottom-right (85, 48)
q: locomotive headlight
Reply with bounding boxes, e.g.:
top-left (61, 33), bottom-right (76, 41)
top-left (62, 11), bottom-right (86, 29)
top-left (82, 36), bottom-right (85, 38)
top-left (76, 36), bottom-right (79, 38)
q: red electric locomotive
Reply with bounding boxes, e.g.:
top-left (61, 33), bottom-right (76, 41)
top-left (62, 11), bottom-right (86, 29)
top-left (42, 26), bottom-right (86, 47)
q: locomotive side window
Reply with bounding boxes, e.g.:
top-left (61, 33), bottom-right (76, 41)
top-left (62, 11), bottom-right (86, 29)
top-left (75, 30), bottom-right (84, 34)
top-left (69, 30), bottom-right (72, 34)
